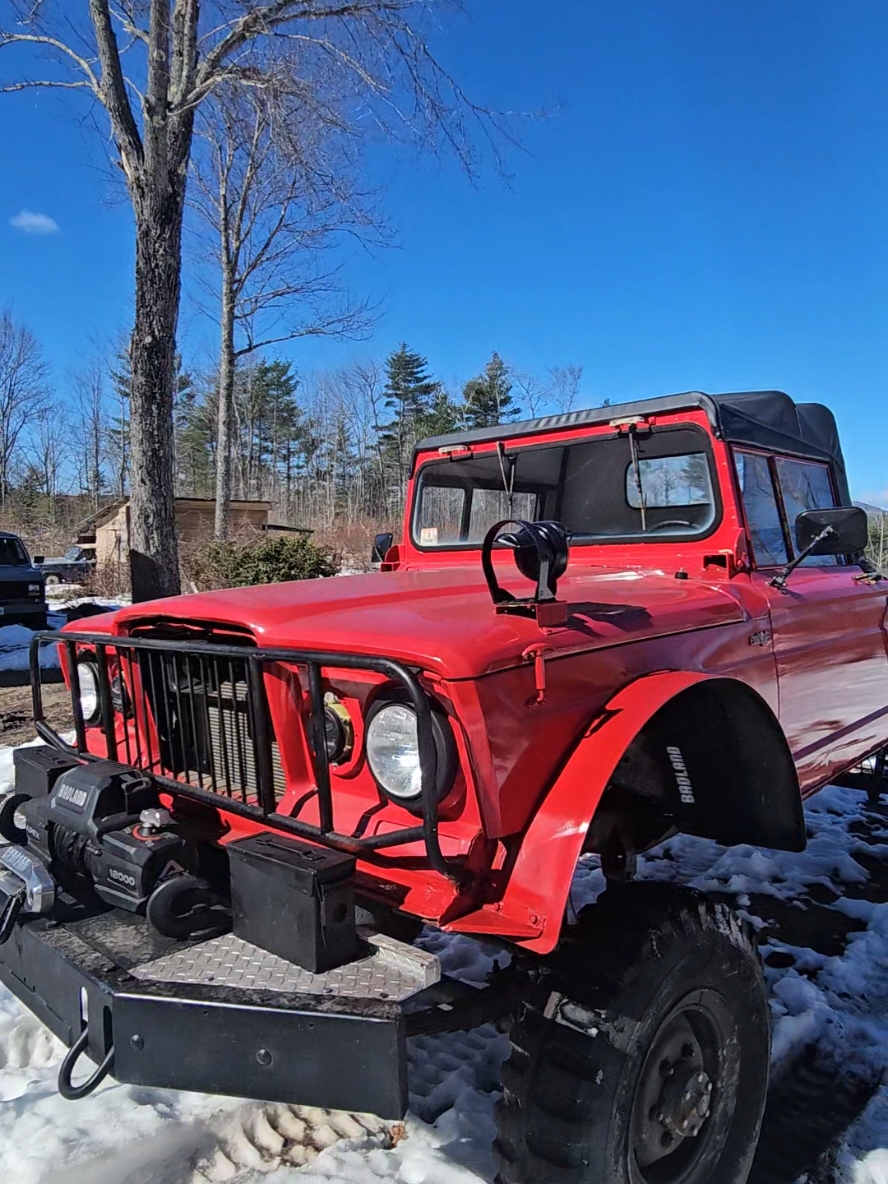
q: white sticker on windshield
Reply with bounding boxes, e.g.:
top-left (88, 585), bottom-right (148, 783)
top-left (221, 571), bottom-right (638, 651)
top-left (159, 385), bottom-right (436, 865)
top-left (420, 527), bottom-right (439, 545)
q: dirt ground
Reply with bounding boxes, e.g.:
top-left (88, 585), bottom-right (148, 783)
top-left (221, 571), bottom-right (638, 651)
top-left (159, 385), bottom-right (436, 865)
top-left (0, 682), bottom-right (72, 745)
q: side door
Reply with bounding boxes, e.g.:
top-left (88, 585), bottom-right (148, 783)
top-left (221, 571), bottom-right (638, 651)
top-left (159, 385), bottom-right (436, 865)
top-left (735, 449), bottom-right (888, 791)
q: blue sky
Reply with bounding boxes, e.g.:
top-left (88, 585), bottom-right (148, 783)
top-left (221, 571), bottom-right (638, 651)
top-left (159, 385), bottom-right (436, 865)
top-left (1, 0), bottom-right (888, 501)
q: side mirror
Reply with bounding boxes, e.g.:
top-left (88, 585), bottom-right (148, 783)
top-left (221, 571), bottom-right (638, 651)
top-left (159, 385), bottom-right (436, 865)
top-left (795, 507), bottom-right (868, 556)
top-left (33, 555), bottom-right (44, 565)
top-left (371, 532), bottom-right (394, 565)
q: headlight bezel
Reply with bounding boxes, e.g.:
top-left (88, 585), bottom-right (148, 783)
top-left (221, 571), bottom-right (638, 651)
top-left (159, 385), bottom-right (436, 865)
top-left (364, 693), bottom-right (457, 811)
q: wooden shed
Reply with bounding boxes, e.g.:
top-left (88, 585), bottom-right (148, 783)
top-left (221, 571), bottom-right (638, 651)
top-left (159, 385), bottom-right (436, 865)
top-left (77, 498), bottom-right (277, 567)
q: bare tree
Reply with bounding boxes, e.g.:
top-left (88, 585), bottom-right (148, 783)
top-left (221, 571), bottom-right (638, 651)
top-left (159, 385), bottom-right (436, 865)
top-left (190, 81), bottom-right (375, 538)
top-left (549, 364), bottom-right (584, 413)
top-left (0, 310), bottom-right (49, 508)
top-left (511, 368), bottom-right (552, 418)
top-left (28, 403), bottom-right (69, 511)
top-left (72, 362), bottom-right (107, 512)
top-left (1, 2), bottom-right (509, 599)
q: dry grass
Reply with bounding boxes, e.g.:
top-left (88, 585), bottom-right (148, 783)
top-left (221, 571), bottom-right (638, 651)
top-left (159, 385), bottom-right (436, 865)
top-left (81, 563), bottom-right (131, 599)
top-left (311, 516), bottom-right (397, 573)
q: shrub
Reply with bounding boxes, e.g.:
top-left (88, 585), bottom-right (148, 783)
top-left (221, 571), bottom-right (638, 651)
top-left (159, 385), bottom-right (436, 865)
top-left (184, 533), bottom-right (338, 591)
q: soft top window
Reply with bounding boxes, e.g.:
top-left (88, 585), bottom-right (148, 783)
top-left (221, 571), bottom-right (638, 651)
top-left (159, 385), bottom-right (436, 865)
top-left (413, 424), bottom-right (720, 548)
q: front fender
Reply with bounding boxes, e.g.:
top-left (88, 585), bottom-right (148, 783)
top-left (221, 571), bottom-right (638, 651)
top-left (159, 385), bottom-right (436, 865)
top-left (446, 671), bottom-right (711, 954)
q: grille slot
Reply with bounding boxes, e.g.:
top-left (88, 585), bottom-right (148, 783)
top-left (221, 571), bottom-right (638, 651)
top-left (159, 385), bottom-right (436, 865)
top-left (131, 648), bottom-right (285, 807)
top-left (206, 679), bottom-right (287, 801)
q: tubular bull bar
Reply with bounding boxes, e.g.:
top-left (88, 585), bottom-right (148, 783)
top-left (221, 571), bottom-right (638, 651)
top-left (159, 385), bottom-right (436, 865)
top-left (28, 629), bottom-right (453, 878)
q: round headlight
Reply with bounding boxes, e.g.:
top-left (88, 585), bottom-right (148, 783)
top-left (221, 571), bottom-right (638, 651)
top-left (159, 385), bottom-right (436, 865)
top-left (366, 704), bottom-right (422, 800)
top-left (365, 699), bottom-right (457, 807)
top-left (77, 661), bottom-right (101, 725)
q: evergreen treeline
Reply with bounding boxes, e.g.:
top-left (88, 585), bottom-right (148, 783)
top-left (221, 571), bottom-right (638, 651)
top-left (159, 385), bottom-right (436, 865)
top-left (173, 345), bottom-right (547, 527)
top-left (0, 307), bottom-right (585, 543)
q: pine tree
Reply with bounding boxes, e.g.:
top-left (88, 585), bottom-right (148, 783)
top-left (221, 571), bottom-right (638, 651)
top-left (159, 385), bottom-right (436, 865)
top-left (108, 346), bottom-right (132, 498)
top-left (175, 378), bottom-right (215, 497)
top-left (382, 344), bottom-right (437, 423)
top-left (463, 352), bottom-right (519, 429)
top-left (377, 344), bottom-right (440, 510)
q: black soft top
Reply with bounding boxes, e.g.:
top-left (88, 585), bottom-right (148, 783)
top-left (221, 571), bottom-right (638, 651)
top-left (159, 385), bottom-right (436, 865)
top-left (415, 390), bottom-right (851, 505)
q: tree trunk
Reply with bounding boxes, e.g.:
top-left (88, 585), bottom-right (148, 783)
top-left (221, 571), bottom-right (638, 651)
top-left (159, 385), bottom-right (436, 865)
top-left (128, 190), bottom-right (184, 601)
top-left (214, 267), bottom-right (236, 540)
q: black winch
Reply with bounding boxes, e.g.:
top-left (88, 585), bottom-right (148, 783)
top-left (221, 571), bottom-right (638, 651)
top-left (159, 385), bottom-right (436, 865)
top-left (0, 754), bottom-right (230, 941)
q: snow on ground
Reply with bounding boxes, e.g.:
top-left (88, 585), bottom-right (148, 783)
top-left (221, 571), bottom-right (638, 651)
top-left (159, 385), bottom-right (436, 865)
top-left (3, 749), bottom-right (888, 1181)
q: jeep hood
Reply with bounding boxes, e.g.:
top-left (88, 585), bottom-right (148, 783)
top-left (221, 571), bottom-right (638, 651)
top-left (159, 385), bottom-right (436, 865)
top-left (110, 566), bottom-right (747, 680)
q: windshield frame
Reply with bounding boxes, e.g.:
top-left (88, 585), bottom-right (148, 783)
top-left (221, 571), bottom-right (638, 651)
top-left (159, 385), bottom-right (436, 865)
top-left (409, 422), bottom-right (724, 552)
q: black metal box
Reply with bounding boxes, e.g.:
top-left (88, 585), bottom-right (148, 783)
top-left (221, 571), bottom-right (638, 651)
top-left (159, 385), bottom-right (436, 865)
top-left (228, 834), bottom-right (359, 973)
top-left (14, 745), bottom-right (80, 799)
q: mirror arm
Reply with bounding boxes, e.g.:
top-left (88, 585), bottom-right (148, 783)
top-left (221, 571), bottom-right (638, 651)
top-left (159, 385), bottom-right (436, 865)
top-left (770, 525), bottom-right (835, 591)
top-left (855, 554), bottom-right (884, 582)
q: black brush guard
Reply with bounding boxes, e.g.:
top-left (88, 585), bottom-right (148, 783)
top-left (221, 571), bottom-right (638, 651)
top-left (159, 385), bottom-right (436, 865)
top-left (28, 629), bottom-right (452, 879)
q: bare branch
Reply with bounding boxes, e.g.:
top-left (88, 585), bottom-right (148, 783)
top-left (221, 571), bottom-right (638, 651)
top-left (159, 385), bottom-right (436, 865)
top-left (87, 0), bottom-right (143, 171)
top-left (0, 77), bottom-right (91, 91)
top-left (0, 30), bottom-right (102, 96)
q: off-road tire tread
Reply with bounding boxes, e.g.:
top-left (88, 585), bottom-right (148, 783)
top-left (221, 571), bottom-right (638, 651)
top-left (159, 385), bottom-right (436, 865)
top-left (496, 883), bottom-right (767, 1184)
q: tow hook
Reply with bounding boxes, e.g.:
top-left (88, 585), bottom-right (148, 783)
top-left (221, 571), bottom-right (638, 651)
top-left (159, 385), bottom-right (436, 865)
top-left (58, 1026), bottom-right (115, 1101)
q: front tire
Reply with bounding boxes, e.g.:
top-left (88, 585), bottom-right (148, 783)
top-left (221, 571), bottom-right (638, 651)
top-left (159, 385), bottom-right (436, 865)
top-left (496, 885), bottom-right (769, 1184)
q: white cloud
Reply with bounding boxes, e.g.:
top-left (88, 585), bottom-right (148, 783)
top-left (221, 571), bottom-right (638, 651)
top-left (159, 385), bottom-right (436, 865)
top-left (9, 209), bottom-right (59, 235)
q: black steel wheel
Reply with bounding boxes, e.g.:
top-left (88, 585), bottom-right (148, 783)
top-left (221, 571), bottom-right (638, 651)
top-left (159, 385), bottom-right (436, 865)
top-left (496, 884), bottom-right (770, 1184)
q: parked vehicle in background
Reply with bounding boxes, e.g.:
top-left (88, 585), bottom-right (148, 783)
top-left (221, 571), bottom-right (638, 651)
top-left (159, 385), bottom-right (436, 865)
top-left (33, 546), bottom-right (95, 587)
top-left (0, 531), bottom-right (47, 628)
top-left (0, 389), bottom-right (883, 1183)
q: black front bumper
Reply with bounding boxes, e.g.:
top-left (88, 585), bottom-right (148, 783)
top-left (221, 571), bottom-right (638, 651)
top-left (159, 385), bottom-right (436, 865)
top-left (0, 907), bottom-right (409, 1117)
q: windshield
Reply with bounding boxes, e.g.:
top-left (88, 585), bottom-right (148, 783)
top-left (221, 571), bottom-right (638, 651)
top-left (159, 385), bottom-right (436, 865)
top-left (0, 537), bottom-right (29, 565)
top-left (413, 425), bottom-right (718, 548)
top-left (64, 548), bottom-right (81, 560)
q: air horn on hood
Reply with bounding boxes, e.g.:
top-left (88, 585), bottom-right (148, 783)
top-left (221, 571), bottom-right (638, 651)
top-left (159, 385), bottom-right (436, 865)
top-left (481, 519), bottom-right (571, 627)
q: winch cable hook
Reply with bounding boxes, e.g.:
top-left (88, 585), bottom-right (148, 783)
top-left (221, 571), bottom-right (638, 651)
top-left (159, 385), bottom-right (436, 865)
top-left (58, 1026), bottom-right (115, 1100)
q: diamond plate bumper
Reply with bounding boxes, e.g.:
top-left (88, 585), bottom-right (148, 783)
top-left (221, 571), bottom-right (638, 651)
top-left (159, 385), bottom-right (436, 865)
top-left (131, 929), bottom-right (439, 1000)
top-left (0, 905), bottom-right (442, 1117)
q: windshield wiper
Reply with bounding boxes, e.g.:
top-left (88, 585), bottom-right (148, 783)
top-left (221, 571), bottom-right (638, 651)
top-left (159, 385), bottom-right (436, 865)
top-left (496, 441), bottom-right (517, 518)
top-left (627, 424), bottom-right (648, 532)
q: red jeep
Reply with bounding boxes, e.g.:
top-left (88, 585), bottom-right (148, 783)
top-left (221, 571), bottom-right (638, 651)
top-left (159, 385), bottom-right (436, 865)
top-left (0, 389), bottom-right (878, 1184)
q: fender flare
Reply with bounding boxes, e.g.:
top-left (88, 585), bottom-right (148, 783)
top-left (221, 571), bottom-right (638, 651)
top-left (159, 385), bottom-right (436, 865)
top-left (452, 671), bottom-right (798, 955)
top-left (505, 671), bottom-right (710, 953)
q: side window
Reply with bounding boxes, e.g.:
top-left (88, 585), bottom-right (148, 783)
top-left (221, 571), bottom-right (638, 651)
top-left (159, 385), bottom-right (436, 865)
top-left (774, 458), bottom-right (839, 567)
top-left (735, 452), bottom-right (788, 567)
